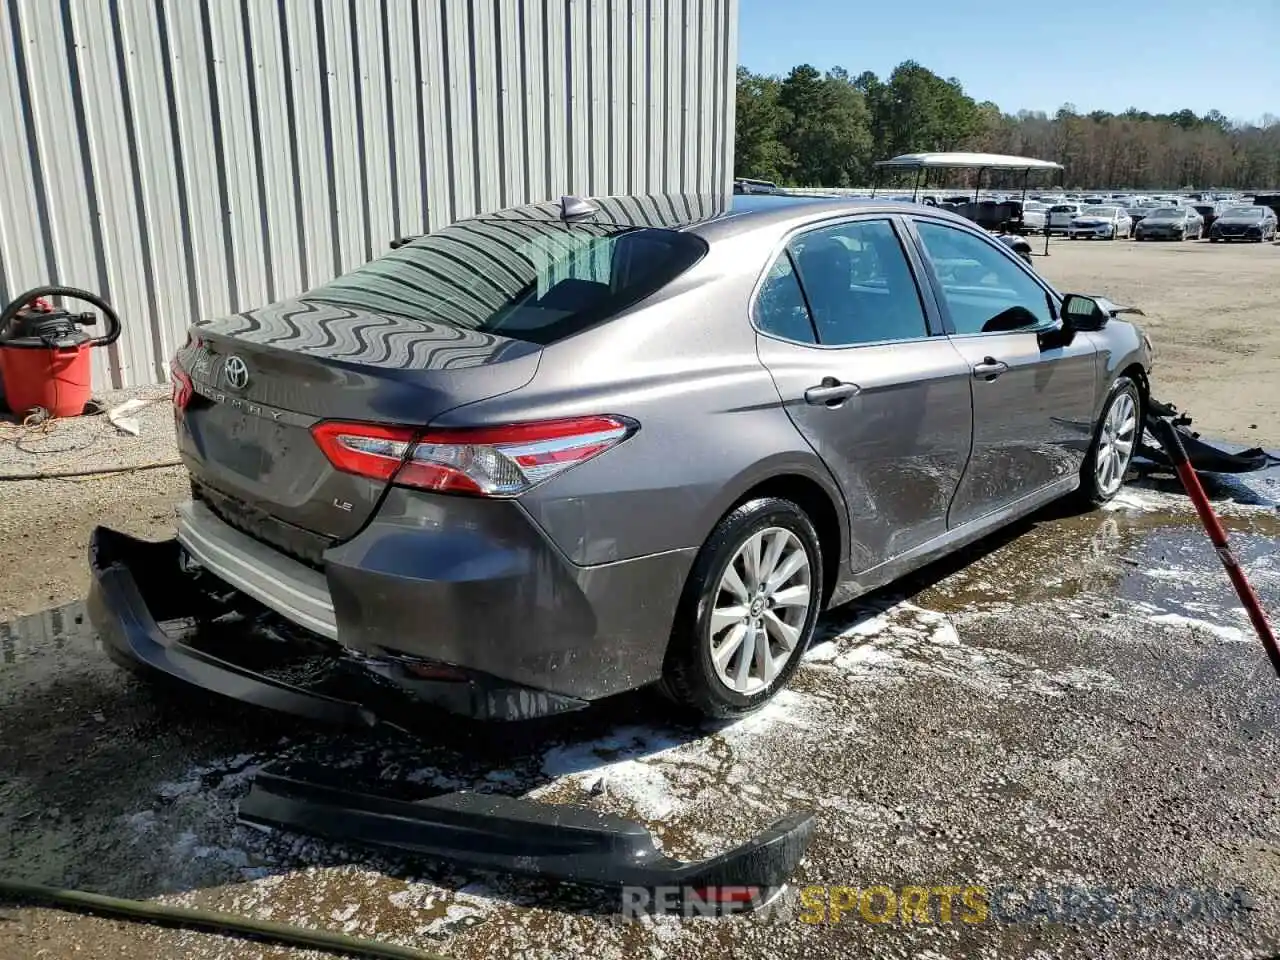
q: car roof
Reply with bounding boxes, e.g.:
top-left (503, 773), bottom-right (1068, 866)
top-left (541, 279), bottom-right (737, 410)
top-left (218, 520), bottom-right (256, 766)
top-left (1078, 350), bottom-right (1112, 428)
top-left (464, 192), bottom-right (984, 239)
top-left (688, 193), bottom-right (985, 240)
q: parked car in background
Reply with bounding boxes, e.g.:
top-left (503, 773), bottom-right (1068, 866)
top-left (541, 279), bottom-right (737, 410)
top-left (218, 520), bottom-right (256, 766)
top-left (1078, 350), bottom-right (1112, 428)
top-left (1067, 205), bottom-right (1133, 240)
top-left (1209, 205), bottom-right (1278, 242)
top-left (734, 177), bottom-right (781, 195)
top-left (1021, 201), bottom-right (1048, 233)
top-left (1134, 207), bottom-right (1203, 241)
top-left (88, 193), bottom-right (1153, 724)
top-left (1126, 204), bottom-right (1160, 231)
top-left (1047, 202), bottom-right (1083, 234)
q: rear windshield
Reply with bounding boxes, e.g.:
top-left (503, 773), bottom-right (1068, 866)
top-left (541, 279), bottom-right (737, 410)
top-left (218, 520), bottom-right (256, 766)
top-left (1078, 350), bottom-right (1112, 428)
top-left (302, 218), bottom-right (707, 345)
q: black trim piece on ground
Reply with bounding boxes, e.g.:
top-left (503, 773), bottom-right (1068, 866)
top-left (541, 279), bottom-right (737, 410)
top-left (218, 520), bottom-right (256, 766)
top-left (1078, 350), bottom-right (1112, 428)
top-left (239, 764), bottom-right (817, 903)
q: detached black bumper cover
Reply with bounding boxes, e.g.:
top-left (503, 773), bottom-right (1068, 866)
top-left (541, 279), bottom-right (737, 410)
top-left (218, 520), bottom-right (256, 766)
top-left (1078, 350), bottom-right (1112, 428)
top-left (1139, 399), bottom-right (1280, 474)
top-left (240, 766), bottom-right (817, 899)
top-left (87, 527), bottom-right (378, 727)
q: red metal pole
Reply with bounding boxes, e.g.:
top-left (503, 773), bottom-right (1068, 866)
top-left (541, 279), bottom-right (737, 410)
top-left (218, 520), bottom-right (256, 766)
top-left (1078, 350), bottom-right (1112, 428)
top-left (1147, 418), bottom-right (1280, 676)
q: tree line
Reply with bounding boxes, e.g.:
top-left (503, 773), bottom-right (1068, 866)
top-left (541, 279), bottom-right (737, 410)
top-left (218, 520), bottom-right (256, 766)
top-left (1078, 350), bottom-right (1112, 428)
top-left (735, 62), bottom-right (1280, 190)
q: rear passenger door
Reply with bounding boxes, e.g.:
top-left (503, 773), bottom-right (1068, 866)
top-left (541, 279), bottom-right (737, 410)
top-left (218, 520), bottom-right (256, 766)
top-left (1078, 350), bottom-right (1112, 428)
top-left (906, 218), bottom-right (1098, 527)
top-left (753, 216), bottom-right (974, 574)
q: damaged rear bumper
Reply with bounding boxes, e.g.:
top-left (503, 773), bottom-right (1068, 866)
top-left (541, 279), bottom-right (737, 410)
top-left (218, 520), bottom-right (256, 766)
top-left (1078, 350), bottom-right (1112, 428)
top-left (86, 526), bottom-right (589, 723)
top-left (88, 527), bottom-right (379, 726)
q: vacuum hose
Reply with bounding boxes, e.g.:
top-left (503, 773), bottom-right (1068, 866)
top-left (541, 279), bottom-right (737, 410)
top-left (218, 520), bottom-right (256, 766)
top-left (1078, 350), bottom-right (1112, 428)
top-left (0, 284), bottom-right (122, 348)
top-left (0, 878), bottom-right (447, 960)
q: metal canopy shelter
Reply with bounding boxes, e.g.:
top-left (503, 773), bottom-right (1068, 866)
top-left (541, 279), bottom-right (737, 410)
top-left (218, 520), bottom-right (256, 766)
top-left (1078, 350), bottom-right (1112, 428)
top-left (871, 152), bottom-right (1065, 254)
top-left (872, 152), bottom-right (1064, 201)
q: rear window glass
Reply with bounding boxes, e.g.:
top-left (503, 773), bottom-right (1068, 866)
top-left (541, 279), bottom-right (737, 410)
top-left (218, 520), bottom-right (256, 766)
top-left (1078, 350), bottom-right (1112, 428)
top-left (302, 219), bottom-right (706, 345)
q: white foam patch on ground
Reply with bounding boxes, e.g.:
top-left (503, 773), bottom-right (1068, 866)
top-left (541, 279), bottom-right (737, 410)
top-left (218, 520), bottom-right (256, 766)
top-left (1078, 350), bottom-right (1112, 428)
top-left (1148, 612), bottom-right (1247, 642)
top-left (533, 726), bottom-right (688, 821)
top-left (1103, 486), bottom-right (1182, 513)
top-left (810, 599), bottom-right (1124, 698)
top-left (1105, 479), bottom-right (1279, 516)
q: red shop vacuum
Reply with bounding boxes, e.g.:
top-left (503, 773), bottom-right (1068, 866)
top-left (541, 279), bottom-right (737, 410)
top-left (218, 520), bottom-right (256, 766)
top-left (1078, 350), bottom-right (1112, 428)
top-left (0, 285), bottom-right (121, 419)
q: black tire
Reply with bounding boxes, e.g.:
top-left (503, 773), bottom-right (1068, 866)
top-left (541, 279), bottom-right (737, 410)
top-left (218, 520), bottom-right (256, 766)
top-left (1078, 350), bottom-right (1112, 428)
top-left (1209, 236), bottom-right (1219, 243)
top-left (659, 497), bottom-right (824, 719)
top-left (1078, 375), bottom-right (1143, 507)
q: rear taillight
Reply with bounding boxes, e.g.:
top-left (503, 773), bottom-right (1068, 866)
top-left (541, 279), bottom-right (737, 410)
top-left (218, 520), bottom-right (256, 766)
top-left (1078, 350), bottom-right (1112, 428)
top-left (311, 416), bottom-right (634, 497)
top-left (170, 358), bottom-right (193, 411)
top-left (311, 422), bottom-right (417, 481)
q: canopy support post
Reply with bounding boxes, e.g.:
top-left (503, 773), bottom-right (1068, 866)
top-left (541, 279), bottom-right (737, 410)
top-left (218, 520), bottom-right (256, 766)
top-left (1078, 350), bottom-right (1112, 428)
top-left (912, 168), bottom-right (921, 202)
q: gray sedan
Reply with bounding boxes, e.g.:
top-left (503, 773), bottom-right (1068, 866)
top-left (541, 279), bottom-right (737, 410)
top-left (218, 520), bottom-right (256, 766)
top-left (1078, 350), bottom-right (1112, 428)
top-left (1134, 207), bottom-right (1204, 240)
top-left (90, 193), bottom-right (1153, 723)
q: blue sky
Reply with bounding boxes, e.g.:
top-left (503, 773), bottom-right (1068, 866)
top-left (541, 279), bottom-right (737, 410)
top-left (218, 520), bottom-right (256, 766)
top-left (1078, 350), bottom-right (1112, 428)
top-left (736, 0), bottom-right (1277, 123)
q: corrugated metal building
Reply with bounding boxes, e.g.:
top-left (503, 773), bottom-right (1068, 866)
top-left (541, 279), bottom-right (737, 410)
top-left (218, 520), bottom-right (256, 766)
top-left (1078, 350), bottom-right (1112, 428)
top-left (0, 0), bottom-right (739, 391)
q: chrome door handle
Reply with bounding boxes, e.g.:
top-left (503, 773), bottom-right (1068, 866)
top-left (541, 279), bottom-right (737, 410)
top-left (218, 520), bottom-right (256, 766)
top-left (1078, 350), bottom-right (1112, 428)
top-left (972, 357), bottom-right (1009, 380)
top-left (804, 379), bottom-right (861, 406)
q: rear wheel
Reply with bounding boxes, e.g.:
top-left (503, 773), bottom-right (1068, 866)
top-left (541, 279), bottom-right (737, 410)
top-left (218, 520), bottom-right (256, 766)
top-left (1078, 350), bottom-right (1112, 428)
top-left (1079, 376), bottom-right (1142, 506)
top-left (659, 497), bottom-right (823, 719)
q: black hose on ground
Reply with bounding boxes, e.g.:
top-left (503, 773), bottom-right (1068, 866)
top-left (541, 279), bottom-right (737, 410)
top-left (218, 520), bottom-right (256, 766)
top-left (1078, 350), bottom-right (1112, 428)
top-left (0, 878), bottom-right (448, 960)
top-left (0, 459), bottom-right (183, 481)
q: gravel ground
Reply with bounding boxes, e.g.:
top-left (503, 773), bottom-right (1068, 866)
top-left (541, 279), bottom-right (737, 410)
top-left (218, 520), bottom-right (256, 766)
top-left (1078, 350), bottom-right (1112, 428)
top-left (1, 473), bottom-right (1278, 960)
top-left (1, 239), bottom-right (1278, 959)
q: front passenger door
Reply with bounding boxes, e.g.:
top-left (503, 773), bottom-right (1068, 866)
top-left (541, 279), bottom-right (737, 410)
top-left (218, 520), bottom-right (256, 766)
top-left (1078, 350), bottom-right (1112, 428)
top-left (909, 219), bottom-right (1098, 528)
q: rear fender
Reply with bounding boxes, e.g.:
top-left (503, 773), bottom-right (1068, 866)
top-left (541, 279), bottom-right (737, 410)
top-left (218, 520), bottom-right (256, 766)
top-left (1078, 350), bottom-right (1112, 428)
top-left (693, 451), bottom-right (849, 575)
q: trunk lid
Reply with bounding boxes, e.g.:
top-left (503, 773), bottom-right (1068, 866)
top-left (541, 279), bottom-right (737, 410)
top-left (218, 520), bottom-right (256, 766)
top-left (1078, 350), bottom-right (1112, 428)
top-left (175, 297), bottom-right (540, 543)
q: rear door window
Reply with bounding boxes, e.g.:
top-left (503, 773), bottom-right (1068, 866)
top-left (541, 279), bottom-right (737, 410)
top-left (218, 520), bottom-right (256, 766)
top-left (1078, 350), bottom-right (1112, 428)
top-left (754, 254), bottom-right (817, 344)
top-left (786, 219), bottom-right (930, 346)
top-left (304, 220), bottom-right (706, 346)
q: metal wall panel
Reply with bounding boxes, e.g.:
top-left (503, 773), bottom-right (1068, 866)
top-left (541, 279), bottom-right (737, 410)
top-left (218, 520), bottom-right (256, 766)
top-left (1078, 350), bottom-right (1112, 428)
top-left (0, 0), bottom-right (738, 390)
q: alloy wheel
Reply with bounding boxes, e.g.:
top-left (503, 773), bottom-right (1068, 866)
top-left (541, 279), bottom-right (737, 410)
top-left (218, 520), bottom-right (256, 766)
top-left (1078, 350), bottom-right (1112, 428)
top-left (1095, 390), bottom-right (1138, 497)
top-left (707, 526), bottom-right (812, 695)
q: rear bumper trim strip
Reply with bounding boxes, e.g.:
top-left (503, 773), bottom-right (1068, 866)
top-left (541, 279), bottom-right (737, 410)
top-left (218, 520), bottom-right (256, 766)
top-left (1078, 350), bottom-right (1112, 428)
top-left (176, 500), bottom-right (337, 639)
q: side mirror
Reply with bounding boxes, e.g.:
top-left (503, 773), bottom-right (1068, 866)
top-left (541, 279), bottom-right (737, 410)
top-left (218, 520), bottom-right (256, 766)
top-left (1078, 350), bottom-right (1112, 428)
top-left (1060, 294), bottom-right (1109, 331)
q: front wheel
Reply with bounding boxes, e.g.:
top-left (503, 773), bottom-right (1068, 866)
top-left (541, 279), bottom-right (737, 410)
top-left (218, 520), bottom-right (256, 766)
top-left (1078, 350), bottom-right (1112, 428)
top-left (1079, 376), bottom-right (1142, 506)
top-left (659, 497), bottom-right (824, 719)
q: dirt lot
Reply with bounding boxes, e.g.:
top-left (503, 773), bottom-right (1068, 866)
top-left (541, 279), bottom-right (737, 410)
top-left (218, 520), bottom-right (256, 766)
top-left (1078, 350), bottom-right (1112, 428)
top-left (1034, 237), bottom-right (1280, 449)
top-left (1, 238), bottom-right (1278, 959)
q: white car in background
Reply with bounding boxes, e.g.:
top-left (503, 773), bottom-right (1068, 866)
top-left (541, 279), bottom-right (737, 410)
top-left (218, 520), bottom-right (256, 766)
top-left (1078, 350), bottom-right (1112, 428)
top-left (1047, 202), bottom-right (1084, 234)
top-left (1021, 200), bottom-right (1048, 233)
top-left (1067, 205), bottom-right (1133, 240)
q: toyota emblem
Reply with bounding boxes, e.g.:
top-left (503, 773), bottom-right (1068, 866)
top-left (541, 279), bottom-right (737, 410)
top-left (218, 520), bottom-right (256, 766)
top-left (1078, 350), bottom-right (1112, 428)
top-left (224, 355), bottom-right (250, 390)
